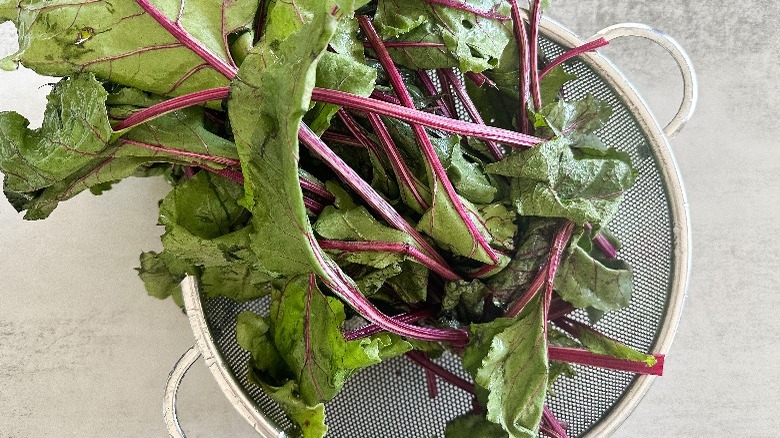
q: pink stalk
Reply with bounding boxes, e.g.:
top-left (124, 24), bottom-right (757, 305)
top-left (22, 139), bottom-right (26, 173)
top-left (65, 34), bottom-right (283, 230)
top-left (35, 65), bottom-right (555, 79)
top-left (584, 222), bottom-right (617, 259)
top-left (424, 367), bottom-right (439, 399)
top-left (439, 69), bottom-right (505, 160)
top-left (539, 38), bottom-right (609, 79)
top-left (508, 0), bottom-right (532, 134)
top-left (417, 70), bottom-right (455, 118)
top-left (366, 112), bottom-right (431, 210)
top-left (119, 138), bottom-right (240, 166)
top-left (114, 87), bottom-right (231, 130)
top-left (299, 123), bottom-right (454, 271)
top-left (465, 71), bottom-right (496, 88)
top-left (406, 351), bottom-right (476, 393)
top-left (321, 131), bottom-right (365, 148)
top-left (303, 196), bottom-right (325, 214)
top-left (318, 239), bottom-right (461, 281)
top-left (541, 406), bottom-right (570, 438)
top-left (547, 299), bottom-right (575, 322)
top-left (358, 15), bottom-right (499, 265)
top-left (298, 174), bottom-right (335, 202)
top-left (528, 0), bottom-right (543, 110)
top-left (337, 109), bottom-right (386, 160)
top-left (134, 0), bottom-right (238, 79)
top-left (312, 87), bottom-right (544, 147)
top-left (434, 69), bottom-right (459, 118)
top-left (202, 165), bottom-right (243, 184)
top-left (343, 308), bottom-right (434, 341)
top-left (363, 41), bottom-right (446, 49)
top-left (370, 89), bottom-right (403, 106)
top-left (424, 0), bottom-right (510, 21)
top-left (548, 347), bottom-right (665, 376)
top-left (543, 221), bottom-right (575, 332)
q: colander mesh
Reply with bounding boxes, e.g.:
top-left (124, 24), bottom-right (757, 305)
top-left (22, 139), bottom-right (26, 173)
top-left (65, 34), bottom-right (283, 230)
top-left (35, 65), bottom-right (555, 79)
top-left (199, 33), bottom-right (675, 438)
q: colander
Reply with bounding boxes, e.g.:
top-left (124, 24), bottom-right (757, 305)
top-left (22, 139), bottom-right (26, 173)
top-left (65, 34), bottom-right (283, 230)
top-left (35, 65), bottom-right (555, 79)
top-left (162, 16), bottom-right (697, 438)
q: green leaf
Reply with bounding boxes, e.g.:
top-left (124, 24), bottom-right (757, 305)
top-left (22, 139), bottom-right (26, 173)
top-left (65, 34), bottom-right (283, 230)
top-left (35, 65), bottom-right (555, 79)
top-left (487, 219), bottom-right (556, 304)
top-left (2, 0), bottom-right (259, 96)
top-left (465, 297), bottom-right (548, 438)
top-left (477, 203), bottom-right (517, 252)
top-left (539, 65), bottom-right (577, 107)
top-left (236, 311), bottom-right (290, 386)
top-left (254, 380), bottom-right (328, 438)
top-left (485, 138), bottom-right (636, 226)
top-left (135, 251), bottom-right (189, 307)
top-left (554, 239), bottom-right (633, 313)
top-left (442, 278), bottom-right (488, 321)
top-left (0, 74), bottom-right (111, 193)
top-left (374, 0), bottom-right (512, 72)
top-left (228, 0), bottom-right (359, 278)
top-left (307, 50), bottom-right (377, 134)
top-left (535, 94), bottom-right (612, 138)
top-left (269, 275), bottom-right (381, 404)
top-left (445, 413), bottom-right (509, 438)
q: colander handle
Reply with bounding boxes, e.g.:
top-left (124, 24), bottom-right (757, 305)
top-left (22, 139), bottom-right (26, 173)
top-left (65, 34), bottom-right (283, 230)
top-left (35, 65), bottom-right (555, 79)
top-left (591, 23), bottom-right (698, 138)
top-left (163, 346), bottom-right (201, 438)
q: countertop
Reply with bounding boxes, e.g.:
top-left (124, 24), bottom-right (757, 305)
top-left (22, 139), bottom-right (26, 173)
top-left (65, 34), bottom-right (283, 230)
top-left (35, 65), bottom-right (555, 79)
top-left (1, 1), bottom-right (778, 437)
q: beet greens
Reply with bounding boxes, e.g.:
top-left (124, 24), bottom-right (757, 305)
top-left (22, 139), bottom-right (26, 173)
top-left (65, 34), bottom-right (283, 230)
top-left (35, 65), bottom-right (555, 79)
top-left (0, 0), bottom-right (665, 437)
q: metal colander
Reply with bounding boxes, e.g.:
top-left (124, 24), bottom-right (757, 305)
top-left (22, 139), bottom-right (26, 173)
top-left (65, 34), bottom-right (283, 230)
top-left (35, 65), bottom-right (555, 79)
top-left (164, 17), bottom-right (696, 438)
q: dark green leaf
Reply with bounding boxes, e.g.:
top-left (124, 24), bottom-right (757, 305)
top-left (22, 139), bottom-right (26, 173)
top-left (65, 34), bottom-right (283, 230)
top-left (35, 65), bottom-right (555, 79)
top-left (445, 413), bottom-right (509, 438)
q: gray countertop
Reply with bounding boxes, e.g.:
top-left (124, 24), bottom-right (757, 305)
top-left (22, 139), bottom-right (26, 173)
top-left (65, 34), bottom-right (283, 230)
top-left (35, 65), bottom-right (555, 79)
top-left (1, 1), bottom-right (778, 437)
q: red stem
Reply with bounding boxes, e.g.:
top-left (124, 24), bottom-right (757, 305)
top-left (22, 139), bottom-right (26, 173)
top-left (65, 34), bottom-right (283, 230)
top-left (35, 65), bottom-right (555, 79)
top-left (529, 0), bottom-right (543, 110)
top-left (134, 0), bottom-right (238, 79)
top-left (434, 69), bottom-right (459, 118)
top-left (119, 138), bottom-right (240, 166)
top-left (465, 71), bottom-right (496, 88)
top-left (508, 0), bottom-right (532, 134)
top-left (439, 69), bottom-right (504, 161)
top-left (406, 351), bottom-right (476, 394)
top-left (423, 0), bottom-right (510, 21)
top-left (298, 174), bottom-right (335, 202)
top-left (299, 123), bottom-right (454, 272)
top-left (539, 38), bottom-right (609, 79)
top-left (343, 308), bottom-right (434, 341)
top-left (548, 347), bottom-right (664, 376)
top-left (321, 131), bottom-right (365, 148)
top-left (541, 406), bottom-right (570, 438)
top-left (318, 239), bottom-right (461, 281)
top-left (114, 87), bottom-right (230, 131)
top-left (312, 87), bottom-right (543, 148)
top-left (424, 367), bottom-right (439, 399)
top-left (584, 222), bottom-right (617, 259)
top-left (370, 89), bottom-right (403, 106)
top-left (417, 70), bottom-right (455, 118)
top-left (543, 221), bottom-right (575, 332)
top-left (358, 15), bottom-right (499, 265)
top-left (366, 112), bottom-right (431, 210)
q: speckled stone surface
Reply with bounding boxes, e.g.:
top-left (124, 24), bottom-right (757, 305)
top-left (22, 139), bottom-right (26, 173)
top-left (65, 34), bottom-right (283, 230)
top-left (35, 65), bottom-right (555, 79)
top-left (1, 2), bottom-right (778, 437)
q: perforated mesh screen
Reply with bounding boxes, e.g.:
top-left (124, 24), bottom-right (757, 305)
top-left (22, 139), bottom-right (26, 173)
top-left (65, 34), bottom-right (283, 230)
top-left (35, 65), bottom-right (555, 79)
top-left (198, 32), bottom-right (679, 438)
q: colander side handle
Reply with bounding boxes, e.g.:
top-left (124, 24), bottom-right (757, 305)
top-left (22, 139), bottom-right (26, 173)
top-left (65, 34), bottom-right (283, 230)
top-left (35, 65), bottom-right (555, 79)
top-left (591, 23), bottom-right (698, 138)
top-left (163, 346), bottom-right (201, 438)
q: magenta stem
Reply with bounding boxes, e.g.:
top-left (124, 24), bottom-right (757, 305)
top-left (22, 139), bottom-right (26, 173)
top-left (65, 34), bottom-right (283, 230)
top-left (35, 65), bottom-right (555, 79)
top-left (321, 131), bottom-right (365, 148)
top-left (370, 89), bottom-right (403, 106)
top-left (318, 239), bottom-right (461, 281)
top-left (299, 123), bottom-right (454, 272)
top-left (434, 69), bottom-right (459, 118)
top-left (528, 0), bottom-right (543, 110)
top-left (298, 174), bottom-right (335, 202)
top-left (363, 41), bottom-right (446, 49)
top-left (548, 347), bottom-right (665, 376)
top-left (508, 0), bottom-right (532, 134)
top-left (465, 71), bottom-right (496, 88)
top-left (134, 0), bottom-right (237, 79)
top-left (424, 366), bottom-right (439, 399)
top-left (584, 222), bottom-right (617, 259)
top-left (366, 112), bottom-right (431, 210)
top-left (114, 87), bottom-right (231, 131)
top-left (337, 109), bottom-right (386, 160)
top-left (541, 406), bottom-right (570, 438)
top-left (406, 351), bottom-right (476, 394)
top-left (424, 0), bottom-right (510, 21)
top-left (343, 308), bottom-right (434, 341)
top-left (439, 69), bottom-right (504, 160)
top-left (543, 221), bottom-right (575, 332)
top-left (313, 87), bottom-right (543, 147)
top-left (417, 70), bottom-right (455, 118)
top-left (303, 197), bottom-right (326, 214)
top-left (358, 15), bottom-right (499, 265)
top-left (119, 138), bottom-right (240, 166)
top-left (540, 38), bottom-right (609, 79)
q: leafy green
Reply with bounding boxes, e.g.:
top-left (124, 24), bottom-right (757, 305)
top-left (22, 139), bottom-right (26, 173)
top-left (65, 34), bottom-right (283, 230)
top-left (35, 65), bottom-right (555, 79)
top-left (555, 237), bottom-right (633, 312)
top-left (445, 413), bottom-right (509, 438)
top-left (464, 297), bottom-right (548, 437)
top-left (485, 138), bottom-right (637, 226)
